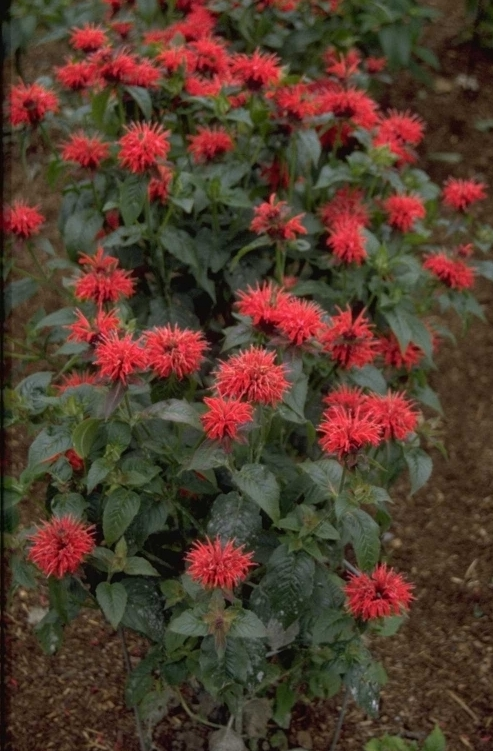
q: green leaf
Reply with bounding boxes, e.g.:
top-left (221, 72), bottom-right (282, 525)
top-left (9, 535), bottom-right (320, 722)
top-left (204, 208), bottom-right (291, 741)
top-left (169, 610), bottom-right (208, 637)
top-left (232, 464), bottom-right (280, 522)
top-left (229, 236), bottom-right (272, 270)
top-left (273, 683), bottom-right (297, 729)
top-left (349, 365), bottom-right (388, 395)
top-left (296, 129), bottom-right (321, 169)
top-left (230, 610), bottom-right (267, 639)
top-left (63, 210), bottom-right (103, 256)
top-left (125, 647), bottom-right (161, 707)
top-left (423, 726), bottom-right (446, 751)
top-left (35, 307), bottom-right (76, 330)
top-left (96, 581), bottom-right (128, 629)
top-left (121, 578), bottom-right (166, 640)
top-left (15, 372), bottom-right (53, 414)
top-left (124, 85), bottom-right (153, 119)
top-left (405, 448), bottom-right (432, 495)
top-left (160, 226), bottom-right (216, 301)
top-left (119, 175), bottom-right (147, 226)
top-left (341, 508), bottom-right (380, 571)
top-left (143, 398), bottom-right (203, 430)
top-left (124, 557), bottom-right (160, 577)
top-left (10, 555), bottom-right (37, 589)
top-left (28, 428), bottom-right (72, 468)
top-left (72, 418), bottom-right (100, 459)
top-left (5, 278), bottom-right (38, 317)
top-left (281, 373), bottom-right (308, 422)
top-left (298, 459), bottom-right (343, 498)
top-left (413, 384), bottom-right (443, 414)
top-left (103, 488), bottom-right (141, 545)
top-left (91, 88), bottom-right (112, 130)
top-left (207, 492), bottom-right (262, 546)
top-left (51, 493), bottom-right (87, 519)
top-left (378, 24), bottom-right (412, 68)
top-left (474, 260), bottom-right (493, 282)
top-left (346, 658), bottom-right (386, 717)
top-left (87, 458), bottom-right (112, 493)
top-left (184, 440), bottom-right (228, 472)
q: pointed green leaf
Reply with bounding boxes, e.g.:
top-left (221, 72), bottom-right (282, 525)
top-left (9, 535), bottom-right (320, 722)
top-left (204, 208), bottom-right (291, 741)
top-left (124, 557), bottom-right (160, 577)
top-left (232, 464), bottom-right (280, 522)
top-left (169, 610), bottom-right (208, 637)
top-left (72, 418), bottom-right (101, 459)
top-left (230, 610), bottom-right (267, 639)
top-left (405, 448), bottom-right (432, 495)
top-left (103, 488), bottom-right (141, 545)
top-left (96, 581), bottom-right (127, 629)
top-left (342, 508), bottom-right (380, 571)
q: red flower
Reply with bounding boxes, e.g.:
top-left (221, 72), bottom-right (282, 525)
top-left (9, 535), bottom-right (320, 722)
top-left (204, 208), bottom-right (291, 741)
top-left (442, 178), bottom-right (487, 212)
top-left (55, 370), bottom-right (100, 392)
top-left (55, 60), bottom-right (98, 90)
top-left (148, 165), bottom-right (174, 204)
top-left (374, 109), bottom-right (425, 165)
top-left (272, 83), bottom-right (318, 122)
top-left (67, 308), bottom-right (121, 345)
top-left (69, 23), bottom-right (108, 52)
top-left (110, 21), bottom-right (133, 39)
top-left (319, 187), bottom-right (370, 228)
top-left (366, 56), bottom-right (387, 73)
top-left (145, 325), bottom-right (207, 379)
top-left (74, 247), bottom-right (136, 305)
top-left (156, 46), bottom-right (188, 75)
top-left (324, 48), bottom-right (361, 80)
top-left (318, 405), bottom-right (381, 460)
top-left (3, 200), bottom-right (45, 239)
top-left (383, 194), bottom-right (426, 232)
top-left (327, 217), bottom-right (367, 265)
top-left (344, 564), bottom-right (414, 620)
top-left (423, 252), bottom-right (475, 290)
top-left (363, 391), bottom-right (419, 441)
top-left (201, 396), bottom-right (254, 442)
top-left (9, 82), bottom-right (59, 127)
top-left (457, 243), bottom-right (474, 258)
top-left (250, 193), bottom-right (307, 242)
top-left (230, 49), bottom-right (282, 91)
top-left (319, 308), bottom-right (377, 369)
top-left (187, 38), bottom-right (230, 78)
top-left (235, 281), bottom-right (291, 329)
top-left (185, 536), bottom-right (255, 590)
top-left (317, 87), bottom-right (379, 130)
top-left (187, 127), bottom-right (235, 163)
top-left (97, 49), bottom-right (137, 85)
top-left (323, 384), bottom-right (366, 412)
top-left (274, 297), bottom-right (325, 346)
top-left (260, 159), bottom-right (290, 192)
top-left (184, 74), bottom-right (224, 97)
top-left (125, 59), bottom-right (161, 88)
top-left (378, 333), bottom-right (424, 371)
top-left (118, 122), bottom-right (171, 173)
top-left (94, 332), bottom-right (148, 384)
top-left (65, 449), bottom-right (85, 472)
top-left (61, 132), bottom-right (110, 170)
top-left (214, 346), bottom-right (289, 406)
top-left (27, 515), bottom-right (96, 578)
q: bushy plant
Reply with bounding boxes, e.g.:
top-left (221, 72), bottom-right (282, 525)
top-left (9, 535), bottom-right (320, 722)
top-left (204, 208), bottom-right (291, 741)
top-left (4, 1), bottom-right (492, 748)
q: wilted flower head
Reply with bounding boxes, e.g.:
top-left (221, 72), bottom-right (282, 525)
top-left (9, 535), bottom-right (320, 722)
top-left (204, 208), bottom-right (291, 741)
top-left (27, 515), bottom-right (95, 578)
top-left (344, 564), bottom-right (414, 620)
top-left (185, 536), bottom-right (255, 590)
top-left (250, 193), bottom-right (307, 242)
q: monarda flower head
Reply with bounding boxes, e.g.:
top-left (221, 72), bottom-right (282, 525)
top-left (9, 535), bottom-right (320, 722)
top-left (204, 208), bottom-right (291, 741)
top-left (94, 332), bottom-right (148, 384)
top-left (3, 200), bottom-right (45, 239)
top-left (318, 404), bottom-right (381, 460)
top-left (344, 564), bottom-right (414, 621)
top-left (229, 49), bottom-right (282, 91)
top-left (214, 346), bottom-right (289, 406)
top-left (69, 23), bottom-right (108, 52)
top-left (187, 126), bottom-right (235, 163)
top-left (250, 193), bottom-right (307, 242)
top-left (441, 177), bottom-right (487, 212)
top-left (186, 38), bottom-right (230, 78)
top-left (273, 297), bottom-right (325, 346)
top-left (201, 396), bottom-right (254, 443)
top-left (235, 280), bottom-right (291, 330)
top-left (74, 247), bottom-right (136, 306)
top-left (317, 87), bottom-right (379, 130)
top-left (373, 109), bottom-right (425, 165)
top-left (55, 370), bottom-right (100, 393)
top-left (118, 122), bottom-right (171, 173)
top-left (319, 187), bottom-right (370, 228)
top-left (326, 216), bottom-right (367, 265)
top-left (27, 515), bottom-right (95, 578)
top-left (67, 308), bottom-right (121, 345)
top-left (9, 81), bottom-right (59, 128)
top-left (145, 325), bottom-right (208, 379)
top-left (61, 132), bottom-right (110, 170)
top-left (383, 193), bottom-right (426, 232)
top-left (363, 390), bottom-right (419, 441)
top-left (319, 307), bottom-right (377, 369)
top-left (323, 384), bottom-right (366, 413)
top-left (378, 333), bottom-right (424, 371)
top-left (148, 165), bottom-right (174, 204)
top-left (55, 59), bottom-right (98, 90)
top-left (185, 536), bottom-right (255, 590)
top-left (423, 252), bottom-right (475, 291)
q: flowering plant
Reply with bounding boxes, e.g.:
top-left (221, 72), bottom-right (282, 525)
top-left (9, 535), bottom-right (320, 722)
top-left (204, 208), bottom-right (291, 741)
top-left (5, 0), bottom-right (493, 747)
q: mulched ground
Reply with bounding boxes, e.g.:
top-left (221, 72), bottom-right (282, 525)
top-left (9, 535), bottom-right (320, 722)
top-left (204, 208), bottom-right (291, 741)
top-left (4, 1), bottom-right (493, 748)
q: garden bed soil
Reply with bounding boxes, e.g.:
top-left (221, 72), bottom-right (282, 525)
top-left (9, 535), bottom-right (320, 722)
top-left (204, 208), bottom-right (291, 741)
top-left (4, 1), bottom-right (493, 749)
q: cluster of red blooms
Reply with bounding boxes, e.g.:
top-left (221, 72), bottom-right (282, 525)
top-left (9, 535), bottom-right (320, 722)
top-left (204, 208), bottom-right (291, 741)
top-left (423, 252), bottom-right (475, 291)
top-left (320, 187), bottom-right (370, 265)
top-left (318, 383), bottom-right (418, 461)
top-left (27, 515), bottom-right (95, 578)
top-left (185, 536), bottom-right (255, 590)
top-left (344, 564), bottom-right (414, 620)
top-left (250, 194), bottom-right (307, 243)
top-left (74, 247), bottom-right (136, 306)
top-left (3, 200), bottom-right (45, 239)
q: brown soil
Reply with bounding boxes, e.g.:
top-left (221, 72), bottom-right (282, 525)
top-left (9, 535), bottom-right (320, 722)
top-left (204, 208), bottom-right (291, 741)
top-left (4, 2), bottom-right (493, 750)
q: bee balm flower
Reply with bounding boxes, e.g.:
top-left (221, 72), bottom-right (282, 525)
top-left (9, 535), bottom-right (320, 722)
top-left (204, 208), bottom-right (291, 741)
top-left (185, 537), bottom-right (255, 590)
top-left (344, 564), bottom-right (414, 620)
top-left (27, 515), bottom-right (95, 578)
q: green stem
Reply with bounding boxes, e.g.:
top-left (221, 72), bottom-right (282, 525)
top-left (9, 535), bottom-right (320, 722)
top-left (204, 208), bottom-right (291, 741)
top-left (175, 688), bottom-right (226, 731)
top-left (275, 242), bottom-right (286, 284)
top-left (329, 686), bottom-right (349, 751)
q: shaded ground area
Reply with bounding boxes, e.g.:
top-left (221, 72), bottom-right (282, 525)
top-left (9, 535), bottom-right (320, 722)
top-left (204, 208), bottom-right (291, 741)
top-left (5, 1), bottom-right (493, 749)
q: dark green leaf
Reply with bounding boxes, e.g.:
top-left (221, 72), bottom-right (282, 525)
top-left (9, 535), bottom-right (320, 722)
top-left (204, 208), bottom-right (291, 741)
top-left (405, 448), bottom-right (432, 495)
top-left (230, 610), bottom-right (267, 639)
top-left (349, 365), bottom-right (387, 395)
top-left (299, 459), bottom-right (343, 498)
top-left (119, 175), bottom-right (147, 226)
top-left (124, 557), bottom-right (160, 576)
top-left (5, 278), bottom-right (38, 317)
top-left (87, 458), bottom-right (112, 493)
top-left (232, 464), bottom-right (280, 522)
top-left (96, 581), bottom-right (128, 629)
top-left (10, 555), bottom-right (37, 589)
top-left (143, 399), bottom-right (203, 430)
top-left (341, 508), bottom-right (380, 571)
top-left (103, 488), bottom-right (141, 545)
top-left (169, 610), bottom-right (208, 636)
top-left (251, 546), bottom-right (315, 627)
top-left (28, 428), bottom-right (72, 468)
top-left (124, 85), bottom-right (153, 119)
top-left (207, 492), bottom-right (262, 546)
top-left (184, 440), bottom-right (228, 472)
top-left (72, 418), bottom-right (100, 459)
top-left (51, 493), bottom-right (87, 518)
